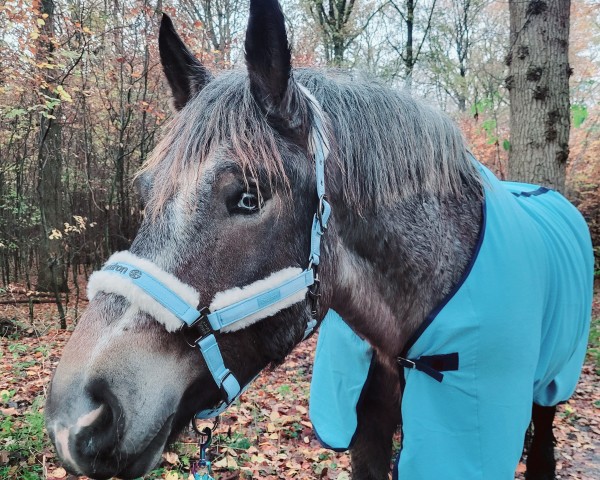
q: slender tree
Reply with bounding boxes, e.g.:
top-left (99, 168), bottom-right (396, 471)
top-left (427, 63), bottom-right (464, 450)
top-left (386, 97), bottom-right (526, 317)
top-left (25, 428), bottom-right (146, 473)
top-left (36, 0), bottom-right (68, 303)
top-left (305, 0), bottom-right (362, 66)
top-left (180, 0), bottom-right (248, 65)
top-left (507, 0), bottom-right (571, 191)
top-left (450, 0), bottom-right (478, 111)
top-left (388, 0), bottom-right (437, 87)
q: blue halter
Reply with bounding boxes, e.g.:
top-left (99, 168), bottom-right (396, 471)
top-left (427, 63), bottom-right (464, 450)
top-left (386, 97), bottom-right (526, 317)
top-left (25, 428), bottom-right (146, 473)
top-left (99, 111), bottom-right (331, 418)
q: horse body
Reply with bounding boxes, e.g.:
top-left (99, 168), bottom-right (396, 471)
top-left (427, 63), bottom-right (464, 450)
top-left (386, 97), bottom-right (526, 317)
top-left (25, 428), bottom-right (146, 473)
top-left (44, 1), bottom-right (593, 479)
top-left (309, 164), bottom-right (593, 479)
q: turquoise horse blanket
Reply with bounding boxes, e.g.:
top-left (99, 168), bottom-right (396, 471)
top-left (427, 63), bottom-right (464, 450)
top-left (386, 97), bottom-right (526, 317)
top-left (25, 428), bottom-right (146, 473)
top-left (309, 164), bottom-right (593, 479)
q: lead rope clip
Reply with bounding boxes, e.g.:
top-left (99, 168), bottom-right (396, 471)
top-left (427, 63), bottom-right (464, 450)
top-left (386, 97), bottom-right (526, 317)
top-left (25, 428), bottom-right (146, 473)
top-left (191, 418), bottom-right (218, 480)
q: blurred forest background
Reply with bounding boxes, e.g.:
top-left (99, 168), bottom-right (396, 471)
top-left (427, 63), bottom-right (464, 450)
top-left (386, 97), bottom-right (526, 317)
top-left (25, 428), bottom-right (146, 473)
top-left (1, 2), bottom-right (599, 479)
top-left (0, 0), bottom-right (598, 319)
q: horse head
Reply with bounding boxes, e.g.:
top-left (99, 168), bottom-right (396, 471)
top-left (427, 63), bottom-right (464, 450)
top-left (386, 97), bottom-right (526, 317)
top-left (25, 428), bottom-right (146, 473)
top-left (45, 1), bottom-right (333, 477)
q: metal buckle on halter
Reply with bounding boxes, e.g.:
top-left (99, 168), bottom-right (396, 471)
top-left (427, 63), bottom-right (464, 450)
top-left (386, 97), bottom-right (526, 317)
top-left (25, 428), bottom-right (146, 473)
top-left (316, 194), bottom-right (329, 232)
top-left (219, 371), bottom-right (234, 401)
top-left (307, 266), bottom-right (321, 316)
top-left (189, 307), bottom-right (213, 343)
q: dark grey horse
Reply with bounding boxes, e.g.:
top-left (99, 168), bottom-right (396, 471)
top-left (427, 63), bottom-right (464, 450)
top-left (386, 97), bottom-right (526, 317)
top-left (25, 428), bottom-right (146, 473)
top-left (45, 1), bottom-right (592, 479)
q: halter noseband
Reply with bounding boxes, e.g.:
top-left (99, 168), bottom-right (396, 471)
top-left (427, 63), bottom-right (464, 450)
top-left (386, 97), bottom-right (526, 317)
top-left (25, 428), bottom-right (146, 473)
top-left (88, 96), bottom-right (331, 418)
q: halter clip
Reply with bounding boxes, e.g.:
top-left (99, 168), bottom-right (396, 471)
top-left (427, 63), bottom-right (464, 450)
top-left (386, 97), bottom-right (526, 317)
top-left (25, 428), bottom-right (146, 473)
top-left (189, 307), bottom-right (213, 344)
top-left (191, 422), bottom-right (215, 480)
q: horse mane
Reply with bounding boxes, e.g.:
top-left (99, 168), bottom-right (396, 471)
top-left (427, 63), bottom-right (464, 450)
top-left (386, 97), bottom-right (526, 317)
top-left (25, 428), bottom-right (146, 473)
top-left (141, 68), bottom-right (481, 212)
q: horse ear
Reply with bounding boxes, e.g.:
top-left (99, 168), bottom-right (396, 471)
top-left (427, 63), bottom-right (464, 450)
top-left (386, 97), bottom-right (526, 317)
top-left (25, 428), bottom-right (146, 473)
top-left (159, 14), bottom-right (211, 111)
top-left (245, 0), bottom-right (300, 129)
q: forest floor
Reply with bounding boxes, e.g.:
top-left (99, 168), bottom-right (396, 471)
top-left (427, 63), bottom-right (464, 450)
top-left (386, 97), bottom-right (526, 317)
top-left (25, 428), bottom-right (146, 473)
top-left (0, 282), bottom-right (598, 480)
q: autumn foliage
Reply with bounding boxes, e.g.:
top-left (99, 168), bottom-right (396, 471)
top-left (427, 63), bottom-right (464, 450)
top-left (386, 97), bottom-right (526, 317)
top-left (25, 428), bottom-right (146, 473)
top-left (0, 1), bottom-right (599, 479)
top-left (1, 0), bottom-right (598, 292)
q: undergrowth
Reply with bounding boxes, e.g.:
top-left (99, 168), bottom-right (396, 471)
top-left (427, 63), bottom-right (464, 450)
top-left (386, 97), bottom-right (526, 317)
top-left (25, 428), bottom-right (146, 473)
top-left (0, 397), bottom-right (47, 480)
top-left (588, 301), bottom-right (600, 376)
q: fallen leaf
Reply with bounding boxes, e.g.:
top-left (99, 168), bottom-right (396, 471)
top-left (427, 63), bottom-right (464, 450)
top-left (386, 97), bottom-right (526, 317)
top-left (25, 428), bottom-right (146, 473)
top-left (162, 451), bottom-right (179, 465)
top-left (214, 454), bottom-right (238, 469)
top-left (49, 467), bottom-right (67, 478)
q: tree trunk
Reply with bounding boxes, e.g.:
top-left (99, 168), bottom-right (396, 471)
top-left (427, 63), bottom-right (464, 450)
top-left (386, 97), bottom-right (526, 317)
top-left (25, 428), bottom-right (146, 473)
top-left (389, 0), bottom-right (437, 90)
top-left (454, 0), bottom-right (472, 112)
top-left (36, 0), bottom-right (67, 296)
top-left (507, 0), bottom-right (571, 192)
top-left (307, 0), bottom-right (358, 67)
top-left (332, 36), bottom-right (345, 66)
top-left (405, 0), bottom-right (414, 88)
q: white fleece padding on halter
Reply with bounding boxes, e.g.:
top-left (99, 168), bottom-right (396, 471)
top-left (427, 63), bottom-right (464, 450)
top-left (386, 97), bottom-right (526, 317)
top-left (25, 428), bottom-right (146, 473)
top-left (210, 267), bottom-right (308, 332)
top-left (87, 251), bottom-right (200, 332)
top-left (88, 252), bottom-right (307, 333)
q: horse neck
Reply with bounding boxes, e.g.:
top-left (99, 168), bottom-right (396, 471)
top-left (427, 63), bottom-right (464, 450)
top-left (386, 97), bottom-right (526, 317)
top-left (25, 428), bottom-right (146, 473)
top-left (325, 188), bottom-right (483, 363)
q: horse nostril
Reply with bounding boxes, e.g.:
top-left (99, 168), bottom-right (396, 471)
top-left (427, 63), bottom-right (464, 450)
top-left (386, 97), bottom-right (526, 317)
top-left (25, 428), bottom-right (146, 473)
top-left (72, 379), bottom-right (125, 460)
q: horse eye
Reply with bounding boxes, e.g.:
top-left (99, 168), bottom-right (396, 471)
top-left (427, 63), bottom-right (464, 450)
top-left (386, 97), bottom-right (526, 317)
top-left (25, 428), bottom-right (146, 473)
top-left (236, 192), bottom-right (261, 213)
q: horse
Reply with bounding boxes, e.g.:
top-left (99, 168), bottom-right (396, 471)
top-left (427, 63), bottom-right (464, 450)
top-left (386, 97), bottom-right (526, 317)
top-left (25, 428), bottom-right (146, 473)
top-left (45, 1), bottom-right (594, 479)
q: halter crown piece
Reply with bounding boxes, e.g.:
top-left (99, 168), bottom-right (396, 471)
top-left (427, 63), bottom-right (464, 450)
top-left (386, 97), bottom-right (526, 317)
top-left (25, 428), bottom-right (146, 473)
top-left (87, 94), bottom-right (331, 418)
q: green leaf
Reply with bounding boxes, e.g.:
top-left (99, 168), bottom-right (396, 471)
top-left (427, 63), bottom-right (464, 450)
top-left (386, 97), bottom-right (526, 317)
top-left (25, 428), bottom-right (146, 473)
top-left (481, 118), bottom-right (498, 144)
top-left (56, 85), bottom-right (73, 103)
top-left (5, 108), bottom-right (26, 119)
top-left (481, 118), bottom-right (497, 135)
top-left (470, 98), bottom-right (494, 116)
top-left (44, 98), bottom-right (61, 110)
top-left (60, 49), bottom-right (82, 60)
top-left (571, 104), bottom-right (588, 128)
top-left (502, 139), bottom-right (511, 151)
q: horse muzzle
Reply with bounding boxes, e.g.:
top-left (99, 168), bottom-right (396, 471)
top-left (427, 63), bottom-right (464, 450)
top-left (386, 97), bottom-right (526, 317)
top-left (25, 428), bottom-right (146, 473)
top-left (44, 298), bottom-right (192, 479)
top-left (46, 377), bottom-right (173, 479)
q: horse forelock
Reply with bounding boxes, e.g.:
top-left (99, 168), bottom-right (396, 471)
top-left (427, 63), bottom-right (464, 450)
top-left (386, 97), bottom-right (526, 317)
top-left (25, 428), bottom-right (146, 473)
top-left (140, 70), bottom-right (289, 215)
top-left (140, 68), bottom-right (482, 215)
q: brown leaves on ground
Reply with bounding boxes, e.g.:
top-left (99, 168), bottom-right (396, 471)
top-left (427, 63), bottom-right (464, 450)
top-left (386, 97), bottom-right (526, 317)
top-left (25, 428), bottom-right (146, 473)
top-left (1, 283), bottom-right (599, 479)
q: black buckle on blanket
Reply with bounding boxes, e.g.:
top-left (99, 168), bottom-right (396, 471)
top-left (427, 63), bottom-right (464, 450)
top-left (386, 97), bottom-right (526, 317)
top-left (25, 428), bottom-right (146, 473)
top-left (397, 353), bottom-right (459, 383)
top-left (398, 357), bottom-right (416, 369)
